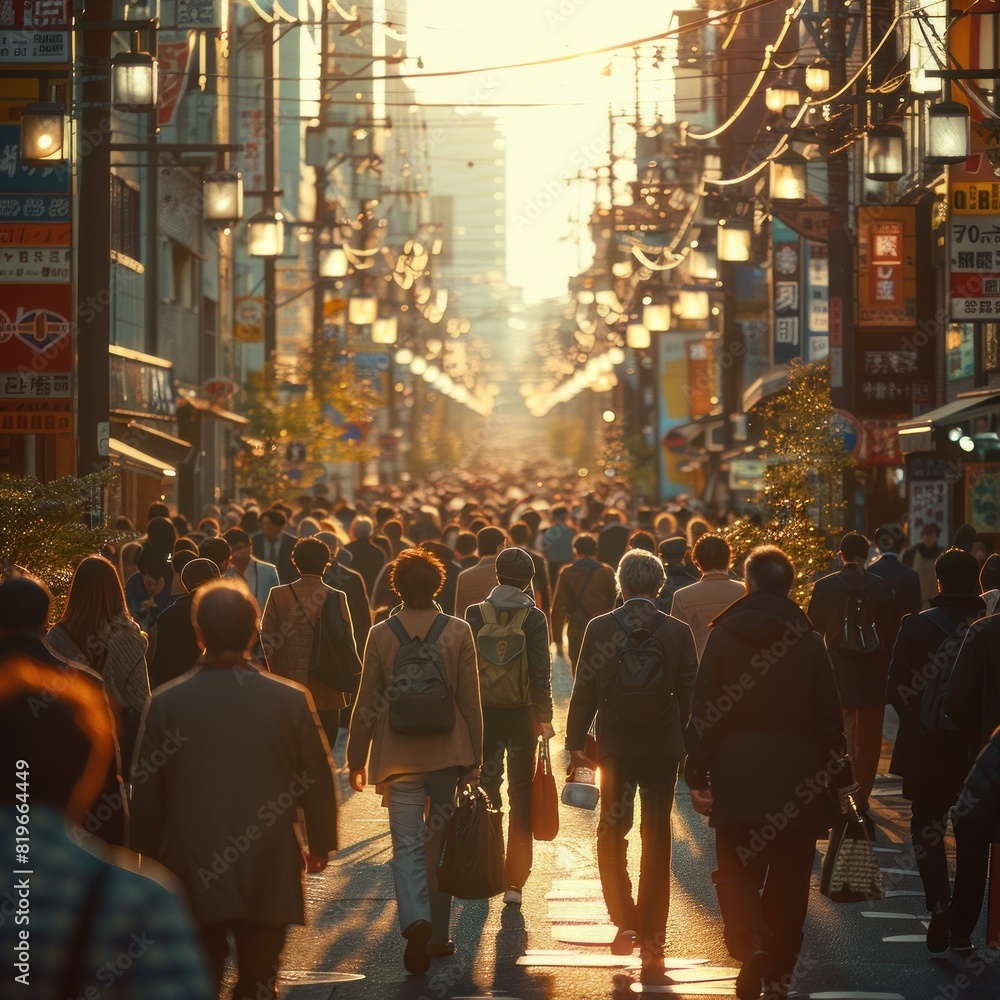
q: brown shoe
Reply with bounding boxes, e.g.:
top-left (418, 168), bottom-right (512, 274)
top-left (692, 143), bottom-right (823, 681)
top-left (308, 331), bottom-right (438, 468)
top-left (427, 941), bottom-right (456, 958)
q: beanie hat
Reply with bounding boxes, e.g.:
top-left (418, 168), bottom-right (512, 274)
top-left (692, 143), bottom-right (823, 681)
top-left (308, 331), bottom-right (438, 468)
top-left (496, 547), bottom-right (535, 587)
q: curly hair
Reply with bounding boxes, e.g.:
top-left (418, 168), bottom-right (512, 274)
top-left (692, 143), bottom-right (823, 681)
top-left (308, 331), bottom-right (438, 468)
top-left (390, 548), bottom-right (445, 609)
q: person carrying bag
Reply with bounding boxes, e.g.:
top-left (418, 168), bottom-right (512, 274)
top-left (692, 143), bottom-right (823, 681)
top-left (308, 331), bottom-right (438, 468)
top-left (436, 784), bottom-right (506, 900)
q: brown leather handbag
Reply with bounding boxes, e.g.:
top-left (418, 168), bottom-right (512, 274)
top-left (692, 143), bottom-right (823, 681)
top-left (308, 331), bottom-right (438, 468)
top-left (531, 738), bottom-right (560, 841)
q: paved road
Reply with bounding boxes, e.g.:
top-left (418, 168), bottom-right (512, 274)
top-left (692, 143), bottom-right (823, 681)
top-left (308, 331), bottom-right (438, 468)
top-left (252, 653), bottom-right (1000, 1000)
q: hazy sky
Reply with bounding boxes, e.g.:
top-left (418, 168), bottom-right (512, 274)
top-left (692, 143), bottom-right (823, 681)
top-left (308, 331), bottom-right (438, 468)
top-left (402, 1), bottom-right (676, 302)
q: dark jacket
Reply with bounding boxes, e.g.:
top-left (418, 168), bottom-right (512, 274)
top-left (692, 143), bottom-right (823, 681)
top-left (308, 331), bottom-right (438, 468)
top-left (867, 553), bottom-right (923, 631)
top-left (566, 598), bottom-right (697, 761)
top-left (953, 725), bottom-right (1000, 837)
top-left (886, 595), bottom-right (985, 792)
top-left (324, 561), bottom-right (372, 658)
top-left (466, 585), bottom-right (553, 725)
top-left (129, 664), bottom-right (337, 927)
top-left (947, 612), bottom-right (1000, 750)
top-left (551, 558), bottom-right (617, 639)
top-left (343, 537), bottom-right (386, 596)
top-left (147, 594), bottom-right (200, 690)
top-left (684, 591), bottom-right (845, 833)
top-left (597, 523), bottom-right (630, 570)
top-left (806, 565), bottom-right (896, 707)
top-left (251, 531), bottom-right (298, 585)
top-left (656, 563), bottom-right (699, 612)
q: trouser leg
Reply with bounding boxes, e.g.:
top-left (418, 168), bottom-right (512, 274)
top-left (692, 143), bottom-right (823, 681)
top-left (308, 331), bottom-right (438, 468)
top-left (951, 821), bottom-right (993, 939)
top-left (852, 705), bottom-right (885, 810)
top-left (567, 621), bottom-right (585, 674)
top-left (597, 756), bottom-right (637, 931)
top-left (504, 711), bottom-right (537, 889)
top-left (198, 922), bottom-right (231, 996)
top-left (230, 921), bottom-right (287, 1000)
top-left (713, 825), bottom-right (768, 960)
top-left (909, 791), bottom-right (953, 910)
top-left (481, 710), bottom-right (504, 811)
top-left (386, 775), bottom-right (435, 934)
top-left (635, 761), bottom-right (678, 956)
top-left (758, 832), bottom-right (816, 987)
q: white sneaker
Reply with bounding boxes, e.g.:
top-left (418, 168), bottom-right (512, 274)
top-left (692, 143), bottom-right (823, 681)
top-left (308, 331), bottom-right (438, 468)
top-left (503, 888), bottom-right (522, 906)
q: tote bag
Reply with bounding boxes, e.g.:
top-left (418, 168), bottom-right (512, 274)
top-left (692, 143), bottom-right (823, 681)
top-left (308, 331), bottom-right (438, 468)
top-left (820, 797), bottom-right (884, 902)
top-left (436, 785), bottom-right (505, 900)
top-left (531, 739), bottom-right (559, 841)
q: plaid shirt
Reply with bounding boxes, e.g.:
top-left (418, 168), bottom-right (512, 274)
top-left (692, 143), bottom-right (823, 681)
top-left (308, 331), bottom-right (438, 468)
top-left (0, 806), bottom-right (211, 999)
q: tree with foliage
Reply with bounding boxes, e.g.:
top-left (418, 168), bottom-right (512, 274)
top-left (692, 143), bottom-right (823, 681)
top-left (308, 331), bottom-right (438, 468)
top-left (724, 359), bottom-right (852, 606)
top-left (237, 338), bottom-right (382, 501)
top-left (0, 469), bottom-right (122, 614)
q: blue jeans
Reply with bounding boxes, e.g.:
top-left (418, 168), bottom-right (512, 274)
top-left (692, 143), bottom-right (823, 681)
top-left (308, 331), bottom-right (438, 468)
top-left (384, 767), bottom-right (462, 944)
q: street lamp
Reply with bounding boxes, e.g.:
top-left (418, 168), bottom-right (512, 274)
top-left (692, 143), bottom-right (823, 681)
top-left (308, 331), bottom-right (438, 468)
top-left (203, 171), bottom-right (243, 225)
top-left (926, 100), bottom-right (971, 165)
top-left (642, 301), bottom-right (672, 331)
top-left (318, 244), bottom-right (349, 278)
top-left (865, 124), bottom-right (905, 181)
top-left (765, 83), bottom-right (800, 115)
top-left (19, 103), bottom-right (66, 166)
top-left (372, 315), bottom-right (398, 345)
top-left (110, 49), bottom-right (158, 112)
top-left (348, 292), bottom-right (378, 325)
top-left (688, 248), bottom-right (718, 280)
top-left (769, 149), bottom-right (808, 203)
top-left (675, 289), bottom-right (711, 321)
top-left (805, 60), bottom-right (831, 95)
top-left (717, 218), bottom-right (752, 262)
top-left (626, 321), bottom-right (651, 349)
top-left (247, 210), bottom-right (284, 257)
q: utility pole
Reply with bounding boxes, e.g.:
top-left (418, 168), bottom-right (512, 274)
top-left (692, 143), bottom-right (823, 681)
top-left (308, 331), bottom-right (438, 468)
top-left (262, 20), bottom-right (277, 374)
top-left (77, 0), bottom-right (113, 480)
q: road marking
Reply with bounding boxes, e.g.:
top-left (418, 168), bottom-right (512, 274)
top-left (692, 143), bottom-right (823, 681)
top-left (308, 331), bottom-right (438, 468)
top-left (807, 994), bottom-right (905, 999)
top-left (518, 954), bottom-right (640, 967)
top-left (879, 868), bottom-right (922, 876)
top-left (882, 934), bottom-right (928, 943)
top-left (551, 925), bottom-right (618, 945)
top-left (278, 972), bottom-right (366, 983)
top-left (883, 890), bottom-right (924, 897)
top-left (628, 984), bottom-right (733, 995)
top-left (662, 967), bottom-right (739, 983)
top-left (860, 912), bottom-right (924, 919)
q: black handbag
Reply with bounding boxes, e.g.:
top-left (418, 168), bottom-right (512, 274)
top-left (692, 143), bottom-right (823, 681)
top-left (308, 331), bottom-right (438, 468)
top-left (293, 590), bottom-right (362, 696)
top-left (820, 796), bottom-right (884, 902)
top-left (436, 785), bottom-right (506, 900)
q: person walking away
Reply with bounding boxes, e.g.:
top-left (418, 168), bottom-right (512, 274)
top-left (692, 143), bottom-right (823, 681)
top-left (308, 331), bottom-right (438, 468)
top-left (867, 523), bottom-right (922, 624)
top-left (225, 527), bottom-right (280, 610)
top-left (47, 555), bottom-right (150, 766)
top-left (317, 531), bottom-right (372, 658)
top-left (129, 581), bottom-right (338, 1000)
top-left (147, 558), bottom-right (221, 689)
top-left (807, 532), bottom-right (895, 818)
top-left (465, 547), bottom-right (554, 906)
top-left (685, 545), bottom-right (853, 1000)
top-left (454, 526), bottom-right (509, 617)
top-left (979, 553), bottom-right (1000, 615)
top-left (903, 523), bottom-right (945, 608)
top-left (348, 548), bottom-right (483, 974)
top-left (509, 520), bottom-right (552, 621)
top-left (344, 515), bottom-right (387, 596)
top-left (539, 505), bottom-right (577, 585)
top-left (0, 659), bottom-right (213, 999)
top-left (885, 548), bottom-right (986, 952)
top-left (669, 534), bottom-right (746, 659)
top-left (566, 550), bottom-right (698, 985)
top-left (550, 534), bottom-right (617, 672)
top-left (656, 536), bottom-right (699, 611)
top-left (261, 537), bottom-right (361, 750)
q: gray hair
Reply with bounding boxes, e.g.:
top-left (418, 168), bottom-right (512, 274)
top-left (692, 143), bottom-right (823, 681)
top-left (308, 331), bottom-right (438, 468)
top-left (616, 549), bottom-right (665, 599)
top-left (350, 515), bottom-right (373, 539)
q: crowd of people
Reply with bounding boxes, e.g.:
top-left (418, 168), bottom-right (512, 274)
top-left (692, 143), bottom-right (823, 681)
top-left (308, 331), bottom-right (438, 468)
top-left (2, 485), bottom-right (1000, 999)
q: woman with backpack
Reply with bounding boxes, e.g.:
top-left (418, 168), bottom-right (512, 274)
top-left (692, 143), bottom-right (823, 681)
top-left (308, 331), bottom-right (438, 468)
top-left (347, 548), bottom-right (483, 976)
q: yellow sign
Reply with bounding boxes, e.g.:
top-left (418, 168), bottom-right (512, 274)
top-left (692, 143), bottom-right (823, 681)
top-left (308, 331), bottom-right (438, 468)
top-left (951, 183), bottom-right (1000, 214)
top-left (234, 297), bottom-right (264, 343)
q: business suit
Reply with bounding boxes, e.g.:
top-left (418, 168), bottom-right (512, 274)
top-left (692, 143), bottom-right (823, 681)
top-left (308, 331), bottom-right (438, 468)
top-left (227, 557), bottom-right (280, 611)
top-left (129, 663), bottom-right (337, 999)
top-left (454, 555), bottom-right (500, 618)
top-left (251, 531), bottom-right (298, 584)
top-left (669, 573), bottom-right (746, 659)
top-left (866, 552), bottom-right (922, 633)
top-left (146, 594), bottom-right (200, 689)
top-left (344, 536), bottom-right (386, 596)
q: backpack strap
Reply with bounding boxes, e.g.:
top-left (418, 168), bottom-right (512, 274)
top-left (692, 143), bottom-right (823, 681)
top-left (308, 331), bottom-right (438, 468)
top-left (480, 602), bottom-right (497, 625)
top-left (510, 608), bottom-right (530, 629)
top-left (387, 616), bottom-right (411, 646)
top-left (611, 607), bottom-right (636, 636)
top-left (425, 614), bottom-right (450, 643)
top-left (923, 606), bottom-right (959, 637)
top-left (289, 585), bottom-right (318, 631)
top-left (570, 568), bottom-right (598, 615)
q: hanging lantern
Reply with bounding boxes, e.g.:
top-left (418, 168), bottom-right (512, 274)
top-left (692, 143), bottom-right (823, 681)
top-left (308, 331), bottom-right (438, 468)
top-left (926, 100), bottom-right (971, 165)
top-left (805, 60), bottom-right (831, 95)
top-left (247, 211), bottom-right (284, 257)
top-left (348, 293), bottom-right (378, 325)
top-left (769, 149), bottom-right (808, 203)
top-left (642, 302), bottom-right (672, 331)
top-left (688, 248), bottom-right (718, 280)
top-left (717, 218), bottom-right (752, 262)
top-left (371, 315), bottom-right (398, 345)
top-left (764, 83), bottom-right (800, 115)
top-left (318, 244), bottom-right (349, 278)
top-left (626, 322), bottom-right (651, 349)
top-left (19, 103), bottom-right (66, 167)
top-left (410, 356), bottom-right (428, 375)
top-left (111, 50), bottom-right (158, 112)
top-left (675, 289), bottom-right (711, 321)
top-left (865, 124), bottom-right (905, 181)
top-left (203, 171), bottom-right (243, 225)
top-left (394, 347), bottom-right (414, 366)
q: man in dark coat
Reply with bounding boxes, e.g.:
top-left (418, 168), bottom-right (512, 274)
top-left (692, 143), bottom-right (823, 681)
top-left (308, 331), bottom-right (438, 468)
top-left (147, 558), bottom-right (220, 690)
top-left (566, 550), bottom-right (698, 984)
top-left (806, 531), bottom-right (895, 814)
top-left (318, 532), bottom-right (372, 657)
top-left (867, 523), bottom-right (922, 627)
top-left (251, 508), bottom-right (298, 584)
top-left (344, 514), bottom-right (386, 596)
top-left (551, 534), bottom-right (617, 672)
top-left (686, 545), bottom-right (850, 1000)
top-left (130, 580), bottom-right (338, 1000)
top-left (655, 536), bottom-right (699, 612)
top-left (886, 548), bottom-right (985, 951)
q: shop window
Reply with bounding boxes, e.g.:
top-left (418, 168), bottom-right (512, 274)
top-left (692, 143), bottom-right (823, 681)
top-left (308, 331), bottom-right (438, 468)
top-left (111, 174), bottom-right (141, 264)
top-left (985, 323), bottom-right (999, 374)
top-left (946, 323), bottom-right (975, 380)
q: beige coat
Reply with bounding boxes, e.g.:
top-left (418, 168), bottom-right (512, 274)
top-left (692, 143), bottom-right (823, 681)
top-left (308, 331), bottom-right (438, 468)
top-left (454, 556), bottom-right (499, 617)
top-left (261, 576), bottom-right (351, 711)
top-left (347, 614), bottom-right (483, 785)
top-left (669, 573), bottom-right (747, 659)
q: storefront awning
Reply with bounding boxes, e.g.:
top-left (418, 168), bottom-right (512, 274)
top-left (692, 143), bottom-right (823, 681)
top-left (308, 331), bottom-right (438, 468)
top-left (742, 366), bottom-right (791, 412)
top-left (109, 437), bottom-right (177, 479)
top-left (897, 390), bottom-right (1000, 454)
top-left (177, 392), bottom-right (250, 427)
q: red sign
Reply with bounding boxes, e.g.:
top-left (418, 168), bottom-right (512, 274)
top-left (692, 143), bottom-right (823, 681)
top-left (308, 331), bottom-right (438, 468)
top-left (157, 38), bottom-right (192, 127)
top-left (856, 206), bottom-right (917, 329)
top-left (0, 224), bottom-right (71, 246)
top-left (0, 0), bottom-right (69, 26)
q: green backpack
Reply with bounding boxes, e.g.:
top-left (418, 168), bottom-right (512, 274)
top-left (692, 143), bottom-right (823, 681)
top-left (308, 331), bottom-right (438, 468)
top-left (474, 603), bottom-right (531, 709)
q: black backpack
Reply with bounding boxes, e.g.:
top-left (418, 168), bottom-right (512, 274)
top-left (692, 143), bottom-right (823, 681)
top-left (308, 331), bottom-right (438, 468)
top-left (831, 576), bottom-right (881, 655)
top-left (607, 608), bottom-right (675, 725)
top-left (386, 615), bottom-right (455, 736)
top-left (918, 608), bottom-right (965, 737)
